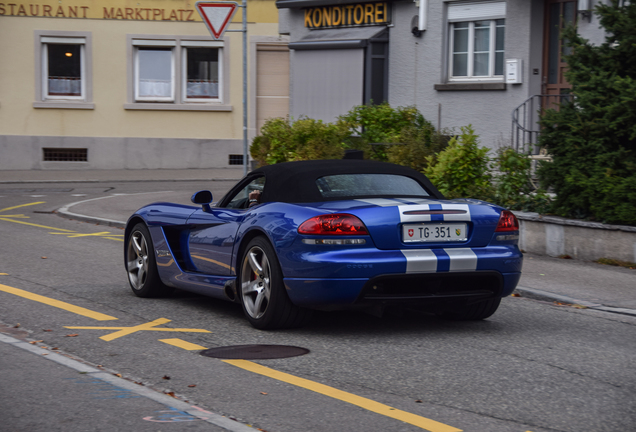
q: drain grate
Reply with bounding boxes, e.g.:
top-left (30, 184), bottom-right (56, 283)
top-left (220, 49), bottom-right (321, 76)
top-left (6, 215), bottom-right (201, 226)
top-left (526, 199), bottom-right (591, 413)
top-left (200, 344), bottom-right (309, 360)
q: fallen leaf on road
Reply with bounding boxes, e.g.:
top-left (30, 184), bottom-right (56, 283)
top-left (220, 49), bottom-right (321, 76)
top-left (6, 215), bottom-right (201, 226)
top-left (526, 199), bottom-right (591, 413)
top-left (162, 375), bottom-right (171, 380)
top-left (41, 256), bottom-right (47, 259)
top-left (65, 334), bottom-right (79, 337)
top-left (188, 384), bottom-right (196, 388)
top-left (13, 324), bottom-right (20, 328)
top-left (114, 373), bottom-right (122, 377)
top-left (511, 293), bottom-right (521, 297)
top-left (164, 391), bottom-right (176, 398)
top-left (415, 400), bottom-right (423, 403)
top-left (42, 329), bottom-right (52, 332)
top-left (260, 392), bottom-right (268, 395)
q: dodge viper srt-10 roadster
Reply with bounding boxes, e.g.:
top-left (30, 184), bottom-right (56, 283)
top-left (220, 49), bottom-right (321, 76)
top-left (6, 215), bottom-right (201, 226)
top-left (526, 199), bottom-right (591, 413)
top-left (124, 159), bottom-right (522, 329)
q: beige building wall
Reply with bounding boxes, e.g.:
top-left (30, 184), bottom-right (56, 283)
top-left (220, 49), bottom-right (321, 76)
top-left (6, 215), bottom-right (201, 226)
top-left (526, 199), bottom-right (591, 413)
top-left (0, 0), bottom-right (281, 170)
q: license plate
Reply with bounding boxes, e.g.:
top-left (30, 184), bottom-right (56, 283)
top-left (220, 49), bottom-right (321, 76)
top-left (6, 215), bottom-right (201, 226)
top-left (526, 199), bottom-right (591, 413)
top-left (402, 223), bottom-right (467, 242)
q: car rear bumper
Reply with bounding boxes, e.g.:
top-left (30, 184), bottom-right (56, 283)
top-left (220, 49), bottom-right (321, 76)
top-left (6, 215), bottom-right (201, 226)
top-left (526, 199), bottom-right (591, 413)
top-left (284, 271), bottom-right (521, 310)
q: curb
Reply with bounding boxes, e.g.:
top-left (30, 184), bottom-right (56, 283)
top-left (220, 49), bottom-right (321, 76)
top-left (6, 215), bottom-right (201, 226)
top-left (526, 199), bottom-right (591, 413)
top-left (514, 285), bottom-right (636, 317)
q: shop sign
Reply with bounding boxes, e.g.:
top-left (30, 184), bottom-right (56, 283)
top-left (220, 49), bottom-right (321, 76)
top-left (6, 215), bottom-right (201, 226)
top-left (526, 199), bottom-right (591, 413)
top-left (0, 0), bottom-right (202, 21)
top-left (304, 2), bottom-right (390, 29)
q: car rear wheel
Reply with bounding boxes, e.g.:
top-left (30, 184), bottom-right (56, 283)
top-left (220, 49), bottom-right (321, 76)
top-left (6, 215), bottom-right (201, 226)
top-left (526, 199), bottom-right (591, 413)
top-left (126, 223), bottom-right (172, 298)
top-left (239, 237), bottom-right (312, 329)
top-left (441, 298), bottom-right (501, 321)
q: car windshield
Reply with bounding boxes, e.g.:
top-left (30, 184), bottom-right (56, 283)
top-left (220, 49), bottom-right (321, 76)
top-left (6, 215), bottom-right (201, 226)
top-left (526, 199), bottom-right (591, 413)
top-left (315, 174), bottom-right (430, 198)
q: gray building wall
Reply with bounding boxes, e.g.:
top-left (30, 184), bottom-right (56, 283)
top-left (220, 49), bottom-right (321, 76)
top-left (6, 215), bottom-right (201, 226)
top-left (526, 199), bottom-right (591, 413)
top-left (279, 0), bottom-right (609, 152)
top-left (0, 136), bottom-right (241, 170)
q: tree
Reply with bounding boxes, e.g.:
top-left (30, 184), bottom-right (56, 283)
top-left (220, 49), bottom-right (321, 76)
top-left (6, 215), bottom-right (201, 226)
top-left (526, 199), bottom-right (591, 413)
top-left (538, 0), bottom-right (636, 224)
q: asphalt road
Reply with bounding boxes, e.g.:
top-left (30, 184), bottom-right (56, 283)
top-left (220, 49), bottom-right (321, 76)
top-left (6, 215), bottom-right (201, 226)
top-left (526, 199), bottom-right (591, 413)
top-left (1, 181), bottom-right (635, 432)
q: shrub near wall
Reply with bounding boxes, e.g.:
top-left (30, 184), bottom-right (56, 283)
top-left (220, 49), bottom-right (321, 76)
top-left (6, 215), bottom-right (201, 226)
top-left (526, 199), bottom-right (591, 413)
top-left (250, 117), bottom-right (348, 166)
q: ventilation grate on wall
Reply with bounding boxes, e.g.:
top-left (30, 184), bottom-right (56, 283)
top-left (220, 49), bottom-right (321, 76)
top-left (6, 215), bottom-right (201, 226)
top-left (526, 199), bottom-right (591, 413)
top-left (228, 154), bottom-right (244, 165)
top-left (43, 148), bottom-right (88, 162)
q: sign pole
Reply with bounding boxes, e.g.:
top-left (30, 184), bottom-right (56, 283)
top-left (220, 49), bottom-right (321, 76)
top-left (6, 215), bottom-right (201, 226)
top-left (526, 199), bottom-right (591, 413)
top-left (242, 0), bottom-right (248, 176)
top-left (195, 1), bottom-right (248, 175)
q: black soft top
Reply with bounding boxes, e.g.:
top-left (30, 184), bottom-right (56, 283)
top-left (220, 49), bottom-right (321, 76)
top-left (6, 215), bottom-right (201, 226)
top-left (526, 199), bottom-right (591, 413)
top-left (245, 159), bottom-right (445, 203)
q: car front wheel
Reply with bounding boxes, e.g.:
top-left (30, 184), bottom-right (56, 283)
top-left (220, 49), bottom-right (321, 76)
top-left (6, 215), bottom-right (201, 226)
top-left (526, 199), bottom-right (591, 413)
top-left (125, 223), bottom-right (172, 298)
top-left (239, 237), bottom-right (312, 329)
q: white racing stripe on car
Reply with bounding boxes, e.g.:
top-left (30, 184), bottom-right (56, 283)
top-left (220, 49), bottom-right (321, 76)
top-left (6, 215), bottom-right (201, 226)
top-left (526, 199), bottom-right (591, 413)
top-left (398, 203), bottom-right (472, 223)
top-left (444, 248), bottom-right (478, 271)
top-left (401, 249), bottom-right (437, 273)
top-left (401, 248), bottom-right (478, 273)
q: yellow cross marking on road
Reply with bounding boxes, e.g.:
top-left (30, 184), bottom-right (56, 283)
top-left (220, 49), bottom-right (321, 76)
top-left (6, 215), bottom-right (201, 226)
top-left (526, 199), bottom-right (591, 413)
top-left (64, 318), bottom-right (212, 341)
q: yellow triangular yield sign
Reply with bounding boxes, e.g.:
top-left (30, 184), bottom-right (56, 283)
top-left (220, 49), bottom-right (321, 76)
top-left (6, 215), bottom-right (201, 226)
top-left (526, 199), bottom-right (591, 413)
top-left (196, 2), bottom-right (239, 40)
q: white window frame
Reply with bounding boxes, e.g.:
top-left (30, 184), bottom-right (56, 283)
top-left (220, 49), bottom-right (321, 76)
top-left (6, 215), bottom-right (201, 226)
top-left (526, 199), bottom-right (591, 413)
top-left (34, 31), bottom-right (94, 109)
top-left (181, 41), bottom-right (224, 103)
top-left (133, 40), bottom-right (176, 102)
top-left (447, 1), bottom-right (506, 82)
top-left (126, 35), bottom-right (231, 111)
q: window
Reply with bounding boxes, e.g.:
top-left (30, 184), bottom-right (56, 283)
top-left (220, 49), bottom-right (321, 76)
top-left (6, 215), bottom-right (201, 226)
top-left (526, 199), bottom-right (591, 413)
top-left (185, 47), bottom-right (219, 100)
top-left (315, 174), bottom-right (430, 198)
top-left (34, 31), bottom-right (93, 109)
top-left (135, 45), bottom-right (175, 101)
top-left (447, 2), bottom-right (506, 81)
top-left (225, 177), bottom-right (266, 209)
top-left (128, 37), bottom-right (228, 110)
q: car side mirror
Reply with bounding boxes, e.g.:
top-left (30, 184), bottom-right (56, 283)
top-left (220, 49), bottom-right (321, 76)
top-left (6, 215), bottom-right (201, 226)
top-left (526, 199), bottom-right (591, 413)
top-left (191, 190), bottom-right (213, 212)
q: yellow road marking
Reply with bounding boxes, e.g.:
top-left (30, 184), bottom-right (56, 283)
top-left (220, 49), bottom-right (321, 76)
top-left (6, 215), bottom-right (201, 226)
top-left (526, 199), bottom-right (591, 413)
top-left (0, 284), bottom-right (118, 321)
top-left (0, 214), bottom-right (30, 219)
top-left (50, 231), bottom-right (124, 239)
top-left (0, 217), bottom-right (76, 232)
top-left (65, 318), bottom-right (212, 341)
top-left (0, 273), bottom-right (8, 276)
top-left (0, 202), bottom-right (46, 213)
top-left (224, 360), bottom-right (462, 432)
top-left (160, 338), bottom-right (208, 350)
top-left (0, 201), bottom-right (122, 241)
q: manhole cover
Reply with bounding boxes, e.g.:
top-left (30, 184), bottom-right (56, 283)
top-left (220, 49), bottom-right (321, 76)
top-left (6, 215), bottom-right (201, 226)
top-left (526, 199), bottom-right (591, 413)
top-left (200, 344), bottom-right (310, 360)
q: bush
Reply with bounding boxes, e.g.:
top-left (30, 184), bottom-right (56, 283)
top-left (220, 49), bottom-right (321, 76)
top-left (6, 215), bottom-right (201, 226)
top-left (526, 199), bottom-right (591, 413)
top-left (490, 147), bottom-right (553, 213)
top-left (424, 125), bottom-right (494, 200)
top-left (338, 102), bottom-right (448, 171)
top-left (250, 117), bottom-right (348, 167)
top-left (537, 1), bottom-right (636, 225)
top-left (252, 103), bottom-right (447, 171)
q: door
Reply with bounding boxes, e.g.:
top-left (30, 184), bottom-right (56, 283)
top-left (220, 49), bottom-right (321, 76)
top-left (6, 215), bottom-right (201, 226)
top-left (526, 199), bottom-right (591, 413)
top-left (542, 0), bottom-right (577, 107)
top-left (256, 45), bottom-right (290, 134)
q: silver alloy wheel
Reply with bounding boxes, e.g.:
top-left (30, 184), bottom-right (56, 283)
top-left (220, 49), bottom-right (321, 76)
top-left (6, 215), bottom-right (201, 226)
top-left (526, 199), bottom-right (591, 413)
top-left (240, 245), bottom-right (272, 319)
top-left (127, 230), bottom-right (149, 290)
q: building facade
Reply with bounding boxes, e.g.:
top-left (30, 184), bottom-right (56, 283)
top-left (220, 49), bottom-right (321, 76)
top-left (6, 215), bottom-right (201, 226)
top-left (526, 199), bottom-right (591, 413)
top-left (276, 0), bottom-right (608, 152)
top-left (0, 0), bottom-right (289, 170)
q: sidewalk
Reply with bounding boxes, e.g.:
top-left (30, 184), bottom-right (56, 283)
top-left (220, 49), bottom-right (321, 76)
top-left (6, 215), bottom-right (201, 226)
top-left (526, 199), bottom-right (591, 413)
top-left (0, 330), bottom-right (252, 432)
top-left (4, 168), bottom-right (635, 316)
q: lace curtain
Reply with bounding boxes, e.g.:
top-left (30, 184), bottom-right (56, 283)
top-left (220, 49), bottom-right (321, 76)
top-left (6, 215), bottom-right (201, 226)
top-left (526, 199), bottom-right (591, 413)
top-left (187, 80), bottom-right (219, 98)
top-left (48, 77), bottom-right (81, 96)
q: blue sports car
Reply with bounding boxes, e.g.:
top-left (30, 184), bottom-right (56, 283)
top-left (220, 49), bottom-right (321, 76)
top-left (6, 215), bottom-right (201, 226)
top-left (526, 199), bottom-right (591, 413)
top-left (124, 160), bottom-right (522, 329)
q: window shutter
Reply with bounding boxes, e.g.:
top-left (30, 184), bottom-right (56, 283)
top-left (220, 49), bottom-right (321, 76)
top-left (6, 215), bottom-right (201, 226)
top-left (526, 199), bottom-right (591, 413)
top-left (447, 1), bottom-right (506, 22)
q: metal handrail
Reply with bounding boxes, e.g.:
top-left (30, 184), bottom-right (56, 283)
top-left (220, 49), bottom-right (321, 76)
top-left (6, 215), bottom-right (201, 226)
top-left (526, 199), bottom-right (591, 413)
top-left (511, 94), bottom-right (573, 154)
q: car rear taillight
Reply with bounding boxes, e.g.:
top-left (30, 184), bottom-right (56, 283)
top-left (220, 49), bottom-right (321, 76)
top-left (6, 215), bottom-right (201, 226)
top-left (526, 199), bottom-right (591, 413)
top-left (495, 210), bottom-right (519, 232)
top-left (298, 214), bottom-right (368, 235)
